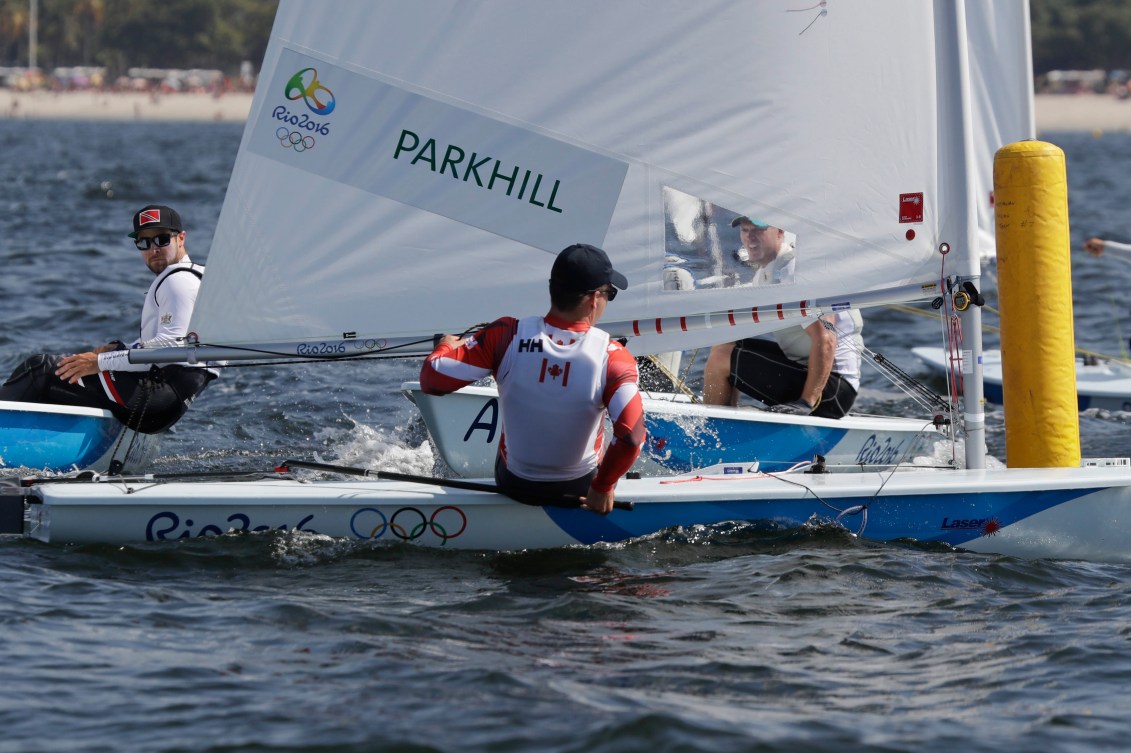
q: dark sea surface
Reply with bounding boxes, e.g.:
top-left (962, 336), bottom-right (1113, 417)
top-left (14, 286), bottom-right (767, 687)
top-left (1, 120), bottom-right (1131, 752)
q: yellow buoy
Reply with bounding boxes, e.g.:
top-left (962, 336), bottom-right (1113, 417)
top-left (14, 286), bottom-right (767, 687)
top-left (993, 140), bottom-right (1080, 468)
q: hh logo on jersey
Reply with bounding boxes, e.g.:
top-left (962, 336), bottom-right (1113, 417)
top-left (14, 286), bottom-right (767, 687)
top-left (540, 358), bottom-right (570, 386)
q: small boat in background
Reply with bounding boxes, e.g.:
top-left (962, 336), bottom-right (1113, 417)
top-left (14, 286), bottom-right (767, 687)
top-left (912, 347), bottom-right (1131, 412)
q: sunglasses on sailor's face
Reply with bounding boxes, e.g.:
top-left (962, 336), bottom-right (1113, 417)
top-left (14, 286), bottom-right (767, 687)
top-left (591, 286), bottom-right (618, 301)
top-left (135, 232), bottom-right (176, 251)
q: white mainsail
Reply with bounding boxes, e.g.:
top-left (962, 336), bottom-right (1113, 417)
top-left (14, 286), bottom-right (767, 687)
top-left (173, 0), bottom-right (985, 361)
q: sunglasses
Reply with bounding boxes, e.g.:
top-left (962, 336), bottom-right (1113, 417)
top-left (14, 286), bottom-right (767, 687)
top-left (135, 232), bottom-right (176, 251)
top-left (591, 286), bottom-right (618, 301)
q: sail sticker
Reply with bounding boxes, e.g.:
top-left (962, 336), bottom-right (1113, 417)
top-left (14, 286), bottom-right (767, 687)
top-left (250, 48), bottom-right (628, 253)
top-left (899, 192), bottom-right (924, 223)
top-left (662, 187), bottom-right (798, 293)
top-left (960, 348), bottom-right (973, 374)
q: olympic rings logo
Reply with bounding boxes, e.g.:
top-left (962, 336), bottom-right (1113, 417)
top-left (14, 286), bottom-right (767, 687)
top-left (350, 506), bottom-right (468, 545)
top-left (284, 67), bottom-right (336, 116)
top-left (277, 127), bottom-right (315, 152)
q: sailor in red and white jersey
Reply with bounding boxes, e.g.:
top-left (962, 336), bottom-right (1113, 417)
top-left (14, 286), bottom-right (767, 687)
top-left (420, 243), bottom-right (645, 515)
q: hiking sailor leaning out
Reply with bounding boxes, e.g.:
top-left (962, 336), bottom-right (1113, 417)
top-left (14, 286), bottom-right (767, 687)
top-left (0, 204), bottom-right (218, 433)
top-left (420, 243), bottom-right (646, 515)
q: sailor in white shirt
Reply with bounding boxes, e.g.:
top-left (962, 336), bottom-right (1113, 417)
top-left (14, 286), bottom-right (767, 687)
top-left (0, 205), bottom-right (218, 434)
top-left (702, 215), bottom-right (863, 418)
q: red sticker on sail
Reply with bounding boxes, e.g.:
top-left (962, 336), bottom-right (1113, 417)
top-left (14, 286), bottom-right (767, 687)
top-left (899, 193), bottom-right (924, 223)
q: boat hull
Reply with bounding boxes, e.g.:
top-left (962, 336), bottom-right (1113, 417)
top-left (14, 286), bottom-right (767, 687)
top-left (0, 400), bottom-right (158, 474)
top-left (402, 381), bottom-right (942, 476)
top-left (913, 347), bottom-right (1131, 411)
top-left (13, 464), bottom-right (1131, 563)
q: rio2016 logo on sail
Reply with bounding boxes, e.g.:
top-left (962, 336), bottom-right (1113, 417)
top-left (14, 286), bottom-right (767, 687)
top-left (271, 67), bottom-right (335, 152)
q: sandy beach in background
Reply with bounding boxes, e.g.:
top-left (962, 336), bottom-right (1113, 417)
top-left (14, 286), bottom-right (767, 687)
top-left (1034, 93), bottom-right (1131, 132)
top-left (4, 90), bottom-right (1131, 132)
top-left (2, 90), bottom-right (253, 122)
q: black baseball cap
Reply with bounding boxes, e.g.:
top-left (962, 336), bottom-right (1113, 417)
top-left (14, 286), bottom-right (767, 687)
top-left (550, 243), bottom-right (628, 294)
top-left (129, 205), bottom-right (183, 238)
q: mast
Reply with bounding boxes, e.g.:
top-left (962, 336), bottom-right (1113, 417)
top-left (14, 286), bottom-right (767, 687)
top-left (936, 0), bottom-right (987, 469)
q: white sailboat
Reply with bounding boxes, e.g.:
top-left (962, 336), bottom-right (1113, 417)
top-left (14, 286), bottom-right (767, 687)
top-left (402, 382), bottom-right (943, 477)
top-left (912, 346), bottom-right (1131, 412)
top-left (9, 0), bottom-right (1131, 563)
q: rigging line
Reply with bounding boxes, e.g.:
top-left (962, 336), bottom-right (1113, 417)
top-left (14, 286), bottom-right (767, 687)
top-left (865, 351), bottom-right (951, 413)
top-left (107, 375), bottom-right (155, 475)
top-left (638, 353), bottom-right (698, 401)
top-left (676, 349), bottom-right (702, 400)
top-left (886, 303), bottom-right (1002, 335)
top-left (758, 468), bottom-right (868, 537)
top-left (891, 301), bottom-right (1131, 364)
top-left (820, 317), bottom-right (950, 417)
top-left (18, 468), bottom-right (287, 487)
top-left (207, 354), bottom-right (409, 369)
top-left (931, 257), bottom-right (963, 467)
top-left (868, 418), bottom-right (953, 503)
top-left (785, 1), bottom-right (827, 35)
top-left (940, 279), bottom-right (964, 468)
top-left (456, 322), bottom-right (492, 337)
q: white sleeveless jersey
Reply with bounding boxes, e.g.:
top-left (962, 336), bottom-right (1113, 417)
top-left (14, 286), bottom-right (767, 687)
top-left (97, 258), bottom-right (218, 374)
top-left (772, 309), bottom-right (864, 390)
top-left (495, 315), bottom-right (611, 481)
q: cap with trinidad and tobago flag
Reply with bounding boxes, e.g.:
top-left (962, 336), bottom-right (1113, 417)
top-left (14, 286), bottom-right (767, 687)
top-left (128, 205), bottom-right (184, 238)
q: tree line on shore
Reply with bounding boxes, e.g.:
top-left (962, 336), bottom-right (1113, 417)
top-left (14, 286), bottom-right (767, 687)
top-left (1032, 0), bottom-right (1131, 74)
top-left (0, 0), bottom-right (1129, 80)
top-left (0, 0), bottom-right (278, 77)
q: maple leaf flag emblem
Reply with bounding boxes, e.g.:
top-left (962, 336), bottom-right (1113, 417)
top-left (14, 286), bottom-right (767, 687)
top-left (539, 358), bottom-right (571, 386)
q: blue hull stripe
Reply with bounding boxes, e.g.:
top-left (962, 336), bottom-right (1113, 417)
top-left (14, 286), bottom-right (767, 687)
top-left (645, 414), bottom-right (847, 473)
top-left (546, 486), bottom-right (1102, 547)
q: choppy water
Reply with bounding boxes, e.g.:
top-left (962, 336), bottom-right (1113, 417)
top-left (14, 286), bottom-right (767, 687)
top-left (1, 120), bottom-right (1131, 752)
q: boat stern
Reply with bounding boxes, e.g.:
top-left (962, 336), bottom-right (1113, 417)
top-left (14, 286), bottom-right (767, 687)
top-left (0, 477), bottom-right (35, 538)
